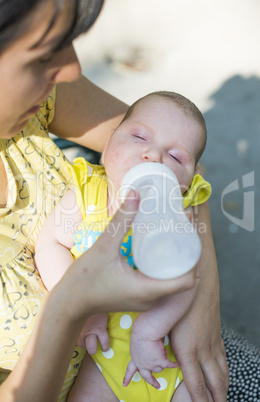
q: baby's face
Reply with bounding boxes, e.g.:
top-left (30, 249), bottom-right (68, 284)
top-left (103, 96), bottom-right (205, 204)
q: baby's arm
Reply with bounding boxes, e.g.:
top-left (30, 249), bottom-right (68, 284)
top-left (35, 189), bottom-right (109, 354)
top-left (35, 188), bottom-right (82, 290)
top-left (123, 275), bottom-right (198, 389)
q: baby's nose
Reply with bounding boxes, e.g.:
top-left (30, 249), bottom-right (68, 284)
top-left (142, 148), bottom-right (162, 163)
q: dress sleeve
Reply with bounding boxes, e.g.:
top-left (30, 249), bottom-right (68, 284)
top-left (66, 157), bottom-right (93, 220)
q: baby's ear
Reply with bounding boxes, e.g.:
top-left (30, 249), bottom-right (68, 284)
top-left (194, 162), bottom-right (203, 175)
top-left (101, 138), bottom-right (109, 165)
top-left (101, 150), bottom-right (105, 165)
top-left (101, 129), bottom-right (116, 165)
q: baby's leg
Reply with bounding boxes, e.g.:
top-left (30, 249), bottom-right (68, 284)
top-left (67, 353), bottom-right (119, 402)
top-left (171, 381), bottom-right (214, 402)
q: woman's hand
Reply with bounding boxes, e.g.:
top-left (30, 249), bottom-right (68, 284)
top-left (170, 280), bottom-right (228, 402)
top-left (170, 202), bottom-right (229, 402)
top-left (59, 191), bottom-right (196, 323)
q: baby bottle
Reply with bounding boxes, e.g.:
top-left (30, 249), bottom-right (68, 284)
top-left (120, 162), bottom-right (201, 279)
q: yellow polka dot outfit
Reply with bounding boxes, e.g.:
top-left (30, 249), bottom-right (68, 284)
top-left (69, 157), bottom-right (212, 402)
top-left (0, 88), bottom-right (86, 401)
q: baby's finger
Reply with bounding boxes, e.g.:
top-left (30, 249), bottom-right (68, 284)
top-left (140, 369), bottom-right (161, 389)
top-left (123, 360), bottom-right (138, 387)
top-left (98, 330), bottom-right (110, 352)
top-left (152, 356), bottom-right (179, 373)
top-left (167, 360), bottom-right (179, 369)
top-left (152, 360), bottom-right (178, 373)
top-left (85, 333), bottom-right (98, 355)
top-left (160, 358), bottom-right (179, 370)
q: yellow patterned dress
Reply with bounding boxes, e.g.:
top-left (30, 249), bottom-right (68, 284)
top-left (69, 157), bottom-right (212, 402)
top-left (0, 88), bottom-right (86, 401)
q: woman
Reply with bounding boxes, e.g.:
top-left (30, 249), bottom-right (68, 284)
top-left (0, 0), bottom-right (228, 401)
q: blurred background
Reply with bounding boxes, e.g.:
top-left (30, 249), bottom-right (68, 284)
top-left (73, 0), bottom-right (260, 346)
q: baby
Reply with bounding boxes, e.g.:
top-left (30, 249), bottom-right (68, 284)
top-left (35, 91), bottom-right (212, 401)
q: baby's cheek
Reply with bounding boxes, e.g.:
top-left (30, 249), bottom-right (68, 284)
top-left (180, 171), bottom-right (194, 193)
top-left (174, 171), bottom-right (188, 192)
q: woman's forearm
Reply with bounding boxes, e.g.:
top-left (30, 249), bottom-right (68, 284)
top-left (50, 75), bottom-right (128, 152)
top-left (195, 200), bottom-right (219, 302)
top-left (169, 200), bottom-right (228, 402)
top-left (0, 195), bottom-right (208, 401)
top-left (0, 288), bottom-right (85, 402)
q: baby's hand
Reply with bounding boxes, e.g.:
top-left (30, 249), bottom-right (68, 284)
top-left (123, 337), bottom-right (178, 389)
top-left (77, 313), bottom-right (109, 355)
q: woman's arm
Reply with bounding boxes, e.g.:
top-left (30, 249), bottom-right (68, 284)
top-left (0, 194), bottom-right (195, 401)
top-left (170, 201), bottom-right (229, 402)
top-left (0, 289), bottom-right (85, 402)
top-left (49, 75), bottom-right (128, 152)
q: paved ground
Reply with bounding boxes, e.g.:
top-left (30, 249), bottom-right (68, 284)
top-left (73, 0), bottom-right (260, 347)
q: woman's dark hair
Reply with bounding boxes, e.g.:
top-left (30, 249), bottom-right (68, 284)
top-left (0, 0), bottom-right (104, 53)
